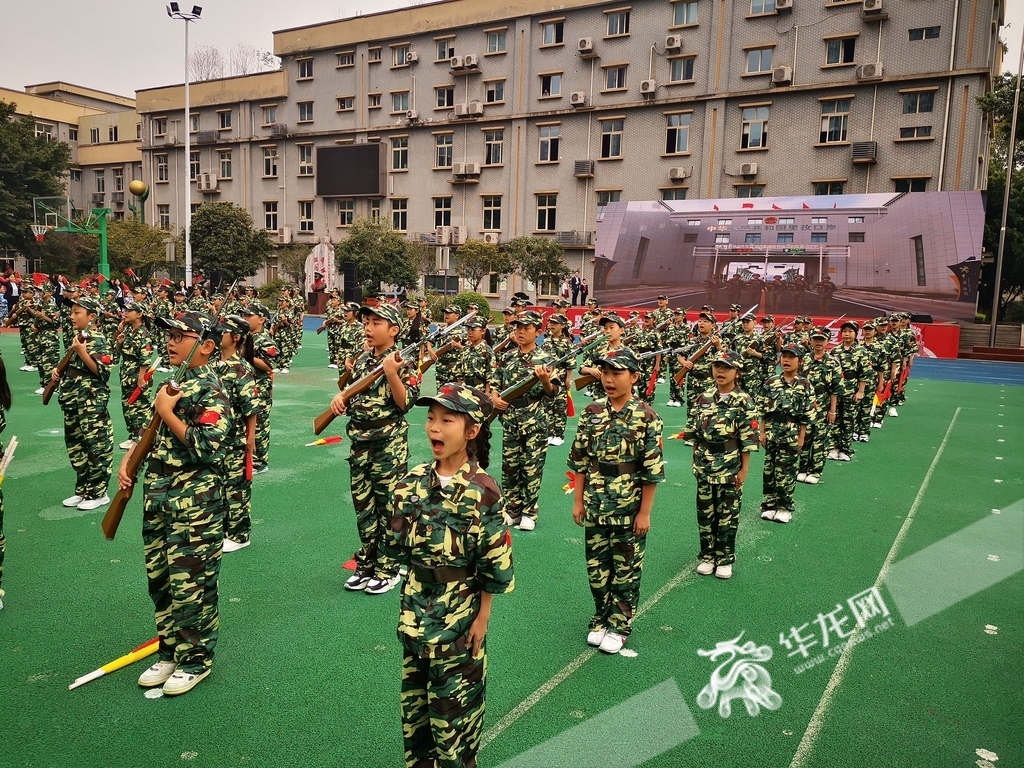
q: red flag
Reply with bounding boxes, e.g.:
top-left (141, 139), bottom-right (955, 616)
top-left (833, 203), bottom-right (838, 209)
top-left (772, 203), bottom-right (781, 210)
top-left (245, 450), bottom-right (253, 481)
top-left (32, 272), bottom-right (47, 286)
top-left (566, 392), bottom-right (575, 417)
top-left (742, 202), bottom-right (754, 209)
top-left (802, 203), bottom-right (810, 209)
top-left (160, 278), bottom-right (173, 286)
top-left (713, 205), bottom-right (719, 211)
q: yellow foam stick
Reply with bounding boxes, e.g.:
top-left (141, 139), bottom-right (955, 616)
top-left (69, 638), bottom-right (159, 690)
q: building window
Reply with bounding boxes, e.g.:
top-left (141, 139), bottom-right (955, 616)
top-left (746, 47), bottom-right (773, 74)
top-left (484, 130), bottom-right (504, 165)
top-left (536, 194), bottom-right (557, 230)
top-left (90, 127), bottom-right (100, 144)
top-left (604, 65), bottom-right (627, 90)
top-left (540, 73), bottom-right (562, 97)
top-left (106, 125), bottom-right (118, 142)
top-left (849, 232), bottom-right (865, 243)
top-left (911, 235), bottom-right (926, 285)
top-left (370, 199), bottom-right (381, 220)
top-left (825, 37), bottom-right (856, 65)
top-left (392, 92), bottom-right (410, 113)
top-left (899, 126), bottom-right (933, 139)
top-left (337, 96), bottom-right (354, 111)
top-left (111, 167), bottom-right (124, 192)
top-left (434, 196), bottom-right (452, 227)
top-left (718, 219), bottom-right (733, 225)
top-left (811, 217), bottom-right (828, 224)
top-left (715, 233), bottom-right (730, 244)
top-left (35, 123), bottom-right (55, 141)
top-left (848, 216), bottom-right (864, 223)
top-left (189, 152), bottom-right (200, 180)
top-left (810, 232), bottom-right (828, 243)
top-left (191, 114), bottom-right (200, 132)
top-left (263, 147), bottom-right (278, 177)
top-left (262, 106), bottom-right (277, 125)
top-left (819, 99), bottom-right (850, 143)
top-left (485, 80), bottom-right (505, 103)
top-left (298, 101), bottom-right (314, 122)
top-left (153, 118), bottom-right (167, 136)
top-left (814, 181), bottom-right (844, 195)
top-left (393, 45), bottom-right (410, 67)
top-left (736, 185), bottom-right (764, 198)
top-left (745, 232), bottom-right (762, 243)
top-left (156, 155), bottom-right (169, 182)
top-left (542, 20), bottom-right (564, 45)
top-left (219, 150), bottom-right (232, 179)
top-left (157, 204), bottom-right (171, 229)
top-left (747, 218), bottom-right (763, 225)
top-left (687, 219), bottom-right (701, 225)
top-left (298, 58), bottom-right (314, 78)
top-left (483, 195), bottom-right (502, 230)
top-left (597, 191), bottom-right (621, 206)
top-left (777, 232), bottom-right (794, 243)
top-left (392, 198), bottom-right (408, 231)
top-left (298, 200), bottom-right (314, 232)
top-left (600, 119), bottom-right (624, 158)
top-left (666, 113), bottom-right (691, 154)
top-left (663, 188), bottom-right (688, 201)
top-left (895, 178), bottom-right (928, 193)
top-left (70, 168), bottom-right (82, 182)
top-left (673, 1), bottom-right (698, 25)
top-left (751, 0), bottom-right (775, 13)
top-left (338, 199), bottom-right (355, 226)
top-left (64, 127), bottom-right (77, 143)
top-left (435, 133), bottom-right (454, 168)
top-left (741, 106), bottom-right (769, 148)
top-left (369, 47), bottom-right (382, 62)
top-left (778, 217), bottom-right (794, 225)
top-left (903, 91), bottom-right (935, 114)
top-left (392, 137), bottom-right (409, 170)
top-left (436, 39), bottom-right (455, 61)
top-left (487, 30), bottom-right (507, 53)
top-left (436, 87), bottom-right (455, 109)
top-left (607, 10), bottom-right (630, 36)
top-left (264, 201), bottom-right (278, 231)
top-left (669, 56), bottom-right (695, 82)
top-left (336, 51), bottom-right (355, 67)
top-left (218, 110), bottom-right (232, 129)
top-left (539, 125), bottom-right (560, 161)
top-left (909, 27), bottom-right (941, 41)
top-left (368, 94), bottom-right (382, 109)
top-left (298, 144), bottom-right (314, 176)
top-left (136, 123), bottom-right (142, 139)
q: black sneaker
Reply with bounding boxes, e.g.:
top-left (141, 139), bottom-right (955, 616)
top-left (344, 570), bottom-right (373, 591)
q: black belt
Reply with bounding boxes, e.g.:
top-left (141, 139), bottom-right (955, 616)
top-left (509, 393), bottom-right (543, 408)
top-left (698, 438), bottom-right (741, 452)
top-left (147, 458), bottom-right (205, 475)
top-left (412, 561), bottom-right (472, 584)
top-left (842, 371), bottom-right (859, 380)
top-left (768, 414), bottom-right (798, 424)
top-left (590, 460), bottom-right (640, 477)
top-left (349, 416), bottom-right (402, 430)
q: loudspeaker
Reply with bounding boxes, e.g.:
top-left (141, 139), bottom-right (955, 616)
top-left (909, 313), bottom-right (932, 324)
top-left (343, 261), bottom-right (362, 304)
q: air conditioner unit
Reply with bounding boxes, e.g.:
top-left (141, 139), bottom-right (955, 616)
top-left (578, 37), bottom-right (594, 54)
top-left (771, 66), bottom-right (792, 85)
top-left (110, 191), bottom-right (125, 203)
top-left (640, 79), bottom-right (657, 96)
top-left (454, 103), bottom-right (470, 118)
top-left (91, 193), bottom-right (105, 204)
top-left (665, 35), bottom-right (683, 50)
top-left (450, 56), bottom-right (465, 70)
top-left (574, 160), bottom-right (595, 177)
top-left (462, 162), bottom-right (481, 176)
top-left (570, 91), bottom-right (588, 107)
top-left (862, 0), bottom-right (882, 12)
top-left (467, 102), bottom-right (484, 117)
top-left (163, 135), bottom-right (178, 146)
top-left (407, 110), bottom-right (420, 121)
top-left (436, 225), bottom-right (452, 245)
top-left (669, 167), bottom-right (691, 181)
top-left (463, 54), bottom-right (479, 68)
top-left (452, 162), bottom-right (467, 176)
top-left (407, 51), bottom-right (419, 63)
top-left (452, 225), bottom-right (468, 245)
top-left (277, 227), bottom-right (292, 245)
top-left (197, 130), bottom-right (217, 144)
top-left (739, 162), bottom-right (758, 177)
top-left (270, 123), bottom-right (287, 136)
top-left (482, 232), bottom-right (500, 244)
top-left (858, 62), bottom-right (884, 79)
top-left (775, 0), bottom-right (793, 9)
top-left (852, 141), bottom-right (878, 164)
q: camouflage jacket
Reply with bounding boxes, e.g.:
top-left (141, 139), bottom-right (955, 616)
top-left (756, 374), bottom-right (815, 439)
top-left (649, 307), bottom-right (673, 327)
top-left (345, 345), bottom-right (420, 443)
top-left (143, 362), bottom-right (230, 500)
top-left (58, 331), bottom-right (112, 408)
top-left (898, 327), bottom-right (919, 358)
top-left (861, 339), bottom-right (889, 379)
top-left (33, 298), bottom-right (60, 333)
top-left (494, 346), bottom-right (559, 425)
top-left (661, 321), bottom-right (692, 352)
top-left (324, 305), bottom-right (345, 338)
top-left (630, 327), bottom-right (662, 355)
top-left (541, 334), bottom-right (576, 376)
top-left (678, 335), bottom-right (718, 382)
top-left (385, 460), bottom-right (514, 658)
top-left (877, 332), bottom-right (901, 367)
top-left (490, 324), bottom-right (513, 349)
top-left (568, 399), bottom-right (665, 524)
top-left (689, 387), bottom-right (759, 484)
top-left (153, 298), bottom-right (174, 320)
top-left (119, 323), bottom-right (155, 384)
top-left (828, 343), bottom-right (871, 395)
top-left (217, 353), bottom-right (259, 451)
top-left (340, 320), bottom-right (364, 359)
top-left (733, 332), bottom-right (768, 378)
top-left (251, 330), bottom-right (278, 405)
top-left (458, 340), bottom-right (495, 390)
top-left (720, 319), bottom-right (743, 349)
top-left (802, 352), bottom-right (842, 420)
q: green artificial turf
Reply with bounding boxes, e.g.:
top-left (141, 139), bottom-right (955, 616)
top-left (0, 330), bottom-right (1020, 768)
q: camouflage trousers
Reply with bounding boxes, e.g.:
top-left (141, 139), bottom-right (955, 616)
top-left (37, 331), bottom-right (61, 387)
top-left (761, 428), bottom-right (801, 512)
top-left (223, 451), bottom-right (252, 544)
top-left (253, 404), bottom-right (271, 471)
top-left (741, 372), bottom-right (765, 403)
top-left (667, 363), bottom-right (686, 404)
top-left (348, 434), bottom-right (407, 578)
top-left (143, 482), bottom-right (225, 674)
top-left (0, 488), bottom-right (5, 590)
top-left (434, 362), bottom-right (459, 393)
top-left (585, 521), bottom-right (646, 636)
top-left (120, 371), bottom-right (154, 437)
top-left (63, 405), bottom-right (112, 499)
top-left (798, 420), bottom-right (831, 477)
top-left (684, 375), bottom-right (711, 432)
top-left (20, 327), bottom-right (38, 367)
top-left (327, 328), bottom-right (345, 366)
top-left (856, 391), bottom-right (878, 435)
top-left (400, 634), bottom-right (486, 768)
top-left (637, 362), bottom-right (656, 405)
top-left (833, 392), bottom-right (860, 453)
top-left (696, 478), bottom-right (742, 565)
top-left (500, 415), bottom-right (550, 522)
top-left (272, 331), bottom-right (292, 369)
top-left (545, 384), bottom-right (569, 439)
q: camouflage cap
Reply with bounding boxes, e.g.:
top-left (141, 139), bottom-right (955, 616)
top-left (761, 314), bottom-right (775, 323)
top-left (701, 304), bottom-right (714, 312)
top-left (64, 283), bottom-right (81, 293)
top-left (131, 285), bottom-right (147, 294)
top-left (416, 382), bottom-right (493, 424)
top-left (698, 310), bottom-right (717, 323)
top-left (711, 349), bottom-right (744, 370)
top-left (512, 291), bottom-right (531, 302)
top-left (548, 313), bottom-right (569, 325)
top-left (217, 314), bottom-right (251, 336)
top-left (502, 307), bottom-right (517, 315)
top-left (840, 320), bottom-right (860, 333)
top-left (360, 302), bottom-right (403, 326)
top-left (597, 346), bottom-right (640, 372)
top-left (741, 312), bottom-right (756, 321)
top-left (402, 300), bottom-right (419, 309)
top-left (598, 313), bottom-right (625, 328)
top-left (628, 310), bottom-right (641, 318)
top-left (780, 344), bottom-right (804, 358)
top-left (70, 296), bottom-right (100, 314)
top-left (21, 284), bottom-right (36, 293)
top-left (874, 316), bottom-right (890, 325)
top-left (673, 308), bottom-right (687, 315)
top-left (156, 311), bottom-right (217, 339)
top-left (41, 282), bottom-right (54, 292)
top-left (241, 302), bottom-right (272, 320)
top-left (862, 321), bottom-right (876, 331)
top-left (465, 315), bottom-right (488, 329)
top-left (809, 326), bottom-right (832, 340)
top-left (586, 298), bottom-right (598, 306)
top-left (730, 303), bottom-right (742, 311)
top-left (511, 310), bottom-right (544, 326)
top-left (657, 294), bottom-right (669, 300)
top-left (105, 288), bottom-right (117, 295)
top-left (443, 304), bottom-right (461, 315)
top-left (124, 301), bottom-right (147, 313)
top-left (467, 302), bottom-right (480, 310)
top-left (344, 301), bottom-right (361, 312)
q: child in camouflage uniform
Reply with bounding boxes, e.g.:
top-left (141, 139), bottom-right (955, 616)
top-left (31, 283), bottom-right (62, 395)
top-left (687, 350), bottom-right (758, 580)
top-left (568, 347), bottom-right (664, 653)
top-left (384, 383), bottom-right (513, 768)
top-left (458, 316), bottom-right (494, 390)
top-left (331, 303), bottom-right (420, 596)
top-left (323, 291), bottom-right (345, 368)
top-left (855, 321), bottom-right (886, 439)
top-left (241, 303), bottom-right (278, 474)
top-left (662, 308), bottom-right (692, 407)
top-left (797, 328), bottom-right (841, 485)
top-left (120, 311), bottom-right (230, 696)
top-left (541, 313), bottom-right (574, 445)
top-left (115, 301), bottom-right (156, 451)
top-left (828, 320), bottom-right (869, 461)
top-left (427, 305), bottom-right (464, 392)
top-left (0, 353), bottom-right (9, 610)
top-left (677, 310), bottom-right (724, 437)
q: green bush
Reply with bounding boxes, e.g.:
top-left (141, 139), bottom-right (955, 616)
top-left (1005, 301), bottom-right (1024, 323)
top-left (258, 279), bottom-right (286, 302)
top-left (450, 292), bottom-right (491, 322)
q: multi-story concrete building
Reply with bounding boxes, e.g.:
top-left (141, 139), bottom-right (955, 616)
top-left (135, 0), bottom-right (1004, 300)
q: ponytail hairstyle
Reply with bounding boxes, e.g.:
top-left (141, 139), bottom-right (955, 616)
top-left (465, 419), bottom-right (493, 470)
top-left (241, 332), bottom-right (256, 366)
top-left (0, 354), bottom-right (10, 411)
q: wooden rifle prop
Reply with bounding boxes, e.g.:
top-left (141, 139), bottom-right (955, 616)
top-left (101, 333), bottom-right (205, 540)
top-left (2, 300), bottom-right (31, 328)
top-left (316, 318), bottom-right (342, 335)
top-left (487, 335), bottom-right (605, 425)
top-left (42, 319), bottom-right (94, 405)
top-left (671, 336), bottom-right (720, 387)
top-left (126, 351), bottom-right (163, 405)
top-left (313, 311), bottom-right (477, 436)
top-left (493, 331), bottom-right (516, 354)
top-left (418, 339), bottom-right (460, 374)
top-left (0, 436), bottom-right (19, 487)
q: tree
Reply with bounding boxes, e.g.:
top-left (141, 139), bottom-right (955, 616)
top-left (106, 219), bottom-right (172, 283)
top-left (33, 231), bottom-right (96, 276)
top-left (189, 202), bottom-right (274, 284)
top-left (227, 42), bottom-right (281, 76)
top-left (504, 236), bottom-right (569, 295)
top-left (0, 99), bottom-right (72, 253)
top-left (451, 239), bottom-right (514, 292)
top-left (189, 45), bottom-right (225, 81)
top-left (277, 243), bottom-right (311, 284)
top-left (334, 217), bottom-right (420, 295)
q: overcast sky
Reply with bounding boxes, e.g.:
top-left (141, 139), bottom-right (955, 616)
top-left (2, 0), bottom-right (1022, 98)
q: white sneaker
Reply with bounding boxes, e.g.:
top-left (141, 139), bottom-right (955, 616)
top-left (162, 668), bottom-right (210, 696)
top-left (827, 449), bottom-right (840, 461)
top-left (62, 495), bottom-right (84, 507)
top-left (715, 564), bottom-right (733, 580)
top-left (253, 466), bottom-right (269, 475)
top-left (666, 400), bottom-right (680, 408)
top-left (761, 509), bottom-right (777, 521)
top-left (805, 474), bottom-right (820, 485)
top-left (549, 437), bottom-right (564, 446)
top-left (23, 365), bottom-right (38, 372)
top-left (279, 368), bottom-right (290, 374)
top-left (696, 561), bottom-right (716, 575)
top-left (774, 510), bottom-right (793, 524)
top-left (516, 516), bottom-right (536, 531)
top-left (365, 574), bottom-right (401, 595)
top-left (77, 495), bottom-right (110, 511)
top-left (546, 436), bottom-right (556, 445)
top-left (138, 660), bottom-right (177, 687)
top-left (222, 538), bottom-right (250, 553)
top-left (796, 472), bottom-right (808, 483)
top-left (157, 366), bottom-right (171, 373)
top-left (657, 377), bottom-right (665, 384)
top-left (118, 439), bottom-right (134, 450)
top-left (599, 632), bottom-right (625, 654)
top-left (19, 365), bottom-right (32, 372)
top-left (344, 570), bottom-right (372, 591)
top-left (851, 433), bottom-right (859, 442)
top-left (871, 421), bottom-right (883, 429)
top-left (272, 368), bottom-right (281, 373)
top-left (859, 434), bottom-right (870, 442)
top-left (587, 628), bottom-right (608, 647)
top-left (838, 452), bottom-right (851, 462)
top-left (328, 363), bottom-right (339, 369)
top-left (34, 387), bottom-right (44, 395)
top-left (888, 407), bottom-right (898, 417)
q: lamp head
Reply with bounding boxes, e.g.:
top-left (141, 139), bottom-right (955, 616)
top-left (167, 2), bottom-right (179, 15)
